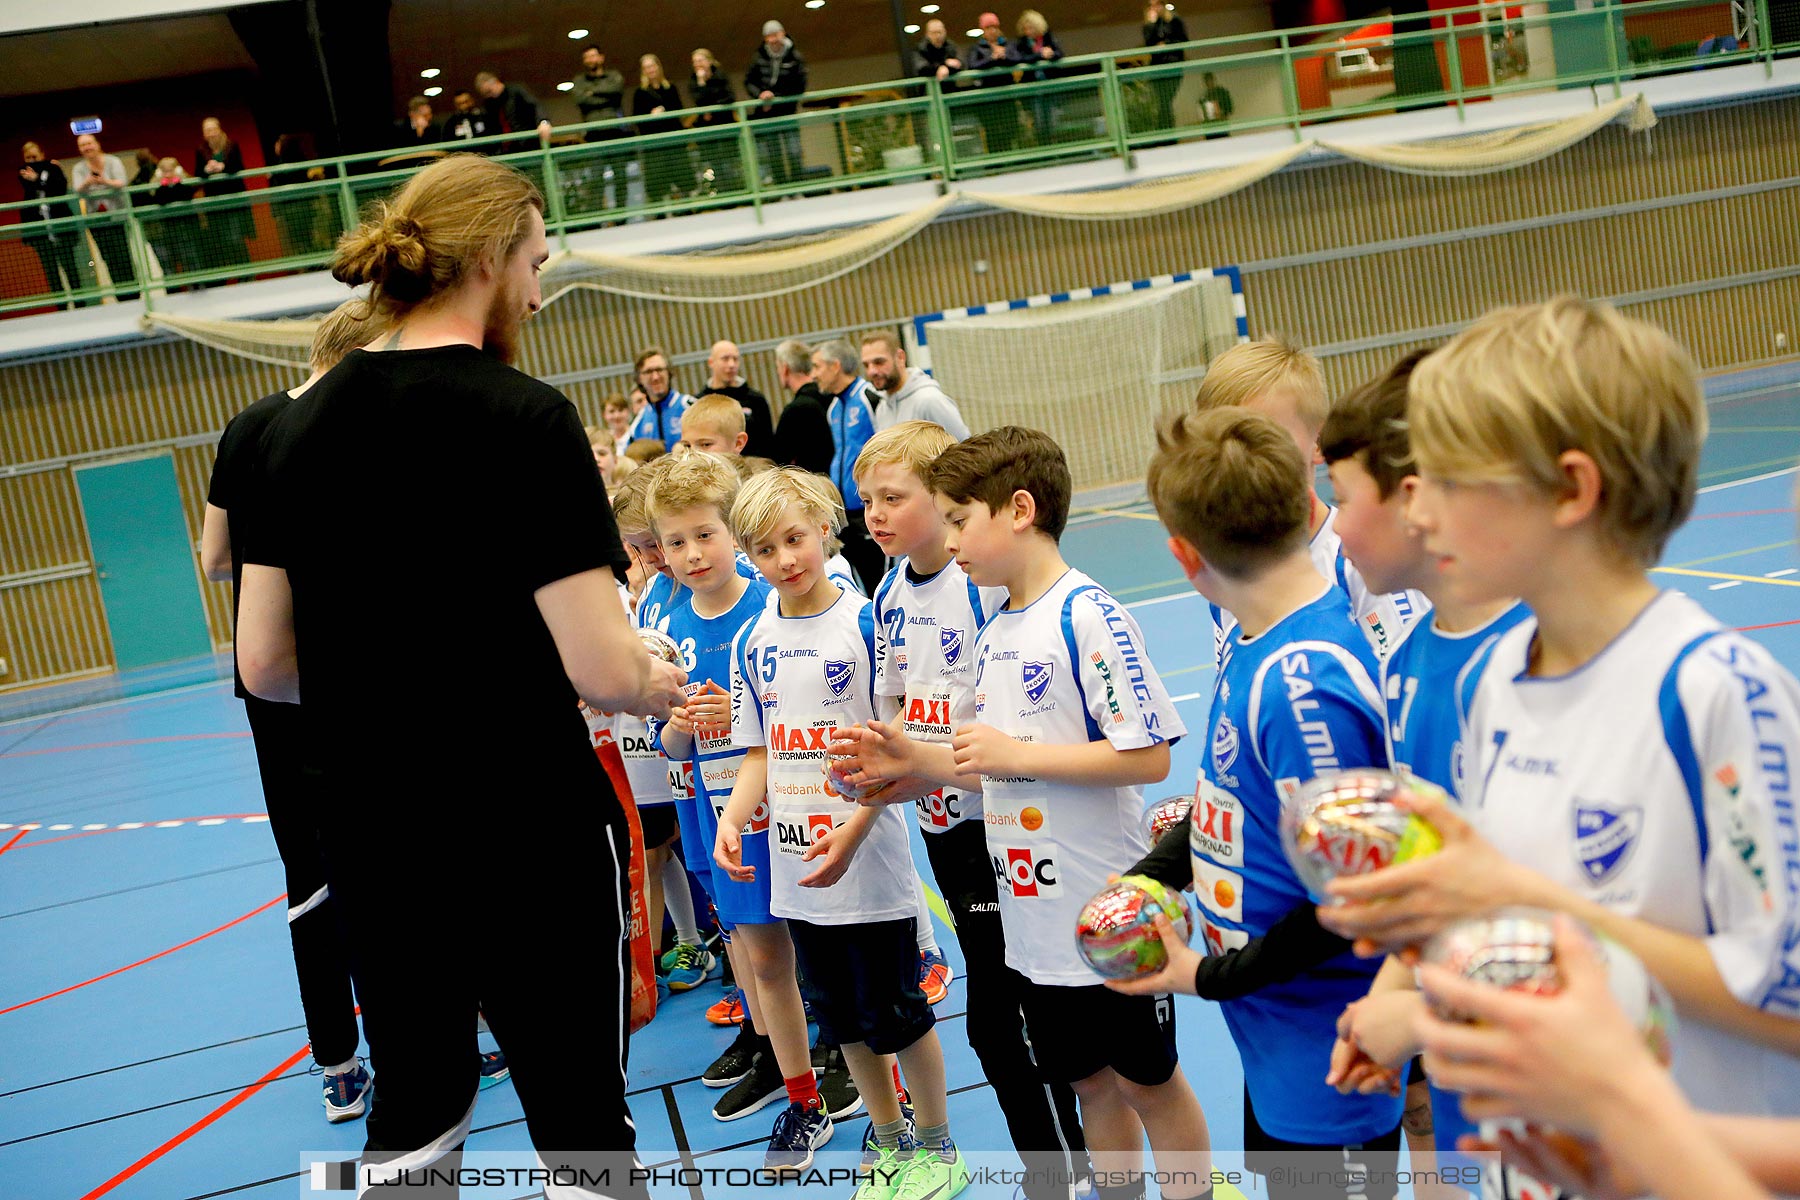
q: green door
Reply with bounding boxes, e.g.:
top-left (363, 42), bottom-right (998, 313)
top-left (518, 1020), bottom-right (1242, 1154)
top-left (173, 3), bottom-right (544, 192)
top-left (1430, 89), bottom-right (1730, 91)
top-left (74, 452), bottom-right (214, 671)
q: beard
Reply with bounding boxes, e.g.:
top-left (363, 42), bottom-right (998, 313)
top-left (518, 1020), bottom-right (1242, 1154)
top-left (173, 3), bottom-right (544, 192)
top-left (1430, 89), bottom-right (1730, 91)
top-left (483, 281), bottom-right (530, 364)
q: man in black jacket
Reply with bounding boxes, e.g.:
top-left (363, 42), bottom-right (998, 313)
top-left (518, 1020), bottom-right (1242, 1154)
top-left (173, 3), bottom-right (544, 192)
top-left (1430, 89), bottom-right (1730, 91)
top-left (1143, 4), bottom-right (1191, 136)
top-left (18, 141), bottom-right (80, 304)
top-left (570, 45), bottom-right (631, 213)
top-left (745, 20), bottom-right (808, 186)
top-left (912, 19), bottom-right (964, 87)
top-left (703, 340), bottom-right (776, 458)
top-left (476, 70), bottom-right (545, 149)
top-left (771, 338), bottom-right (832, 475)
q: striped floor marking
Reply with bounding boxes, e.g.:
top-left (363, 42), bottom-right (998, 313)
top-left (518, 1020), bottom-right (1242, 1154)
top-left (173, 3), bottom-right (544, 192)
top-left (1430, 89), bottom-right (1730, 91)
top-left (0, 814), bottom-right (269, 835)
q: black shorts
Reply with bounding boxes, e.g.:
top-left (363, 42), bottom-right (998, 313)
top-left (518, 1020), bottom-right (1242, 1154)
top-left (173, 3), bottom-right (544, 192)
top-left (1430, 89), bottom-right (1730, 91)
top-left (788, 916), bottom-right (935, 1055)
top-left (1017, 980), bottom-right (1177, 1087)
top-left (1244, 1084), bottom-right (1403, 1200)
top-left (639, 804), bottom-right (677, 849)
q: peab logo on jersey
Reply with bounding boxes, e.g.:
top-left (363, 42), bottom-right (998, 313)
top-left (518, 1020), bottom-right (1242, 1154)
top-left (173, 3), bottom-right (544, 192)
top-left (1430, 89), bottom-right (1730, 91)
top-left (996, 847), bottom-right (1061, 897)
top-left (825, 659), bottom-right (855, 699)
top-left (1023, 661), bottom-right (1055, 706)
top-left (941, 626), bottom-right (965, 667)
top-left (1574, 801), bottom-right (1643, 885)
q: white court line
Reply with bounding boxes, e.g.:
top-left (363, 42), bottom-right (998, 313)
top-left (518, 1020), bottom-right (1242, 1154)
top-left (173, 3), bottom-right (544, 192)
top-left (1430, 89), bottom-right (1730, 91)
top-left (1169, 691), bottom-right (1206, 704)
top-left (1698, 465), bottom-right (1799, 494)
top-left (1768, 568), bottom-right (1799, 578)
top-left (1126, 590), bottom-right (1200, 610)
top-left (1710, 580), bottom-right (1744, 590)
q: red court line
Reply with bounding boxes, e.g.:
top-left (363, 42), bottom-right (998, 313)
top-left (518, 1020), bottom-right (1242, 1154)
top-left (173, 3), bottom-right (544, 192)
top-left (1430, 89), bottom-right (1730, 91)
top-left (1738, 618), bottom-right (1800, 633)
top-left (0, 893), bottom-right (286, 1016)
top-left (76, 1040), bottom-right (314, 1200)
top-left (0, 828), bottom-right (29, 858)
top-left (0, 732), bottom-right (252, 760)
top-left (1694, 508), bottom-right (1795, 520)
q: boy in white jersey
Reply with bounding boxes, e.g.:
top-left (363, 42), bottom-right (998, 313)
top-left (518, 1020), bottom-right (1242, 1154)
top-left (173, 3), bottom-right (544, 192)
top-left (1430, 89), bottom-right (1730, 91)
top-left (1196, 336), bottom-right (1423, 659)
top-left (715, 468), bottom-right (968, 1198)
top-left (1316, 353), bottom-right (1528, 1197)
top-left (1319, 299), bottom-right (1800, 1140)
top-left (834, 421), bottom-right (1092, 1200)
top-left (925, 427), bottom-right (1213, 1200)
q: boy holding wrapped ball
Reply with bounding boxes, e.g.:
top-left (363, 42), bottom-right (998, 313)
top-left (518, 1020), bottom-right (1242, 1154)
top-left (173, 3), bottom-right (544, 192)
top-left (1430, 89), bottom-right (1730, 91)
top-left (1113, 407), bottom-right (1406, 1200)
top-left (1316, 299), bottom-right (1800, 1123)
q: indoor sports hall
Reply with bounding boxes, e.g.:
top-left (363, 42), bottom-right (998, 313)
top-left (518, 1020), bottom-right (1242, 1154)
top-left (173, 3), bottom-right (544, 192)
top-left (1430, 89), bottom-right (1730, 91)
top-left (2, 3), bottom-right (1798, 1199)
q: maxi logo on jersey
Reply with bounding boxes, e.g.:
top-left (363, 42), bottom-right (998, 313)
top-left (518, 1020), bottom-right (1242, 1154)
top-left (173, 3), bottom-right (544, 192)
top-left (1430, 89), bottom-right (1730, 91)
top-left (905, 694), bottom-right (955, 738)
top-left (770, 721), bottom-right (837, 758)
top-left (825, 660), bottom-right (855, 699)
top-left (1573, 801), bottom-right (1643, 885)
top-left (941, 626), bottom-right (964, 668)
top-left (1023, 661), bottom-right (1054, 706)
top-left (994, 846), bottom-right (1061, 897)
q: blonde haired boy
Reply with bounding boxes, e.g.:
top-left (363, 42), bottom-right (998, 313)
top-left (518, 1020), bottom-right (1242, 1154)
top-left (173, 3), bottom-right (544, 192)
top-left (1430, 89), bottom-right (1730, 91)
top-left (682, 393), bottom-right (750, 456)
top-left (717, 467), bottom-right (966, 1194)
top-left (834, 420), bottom-right (1091, 1200)
top-left (1197, 334), bottom-right (1424, 658)
top-left (1321, 298), bottom-right (1800, 1149)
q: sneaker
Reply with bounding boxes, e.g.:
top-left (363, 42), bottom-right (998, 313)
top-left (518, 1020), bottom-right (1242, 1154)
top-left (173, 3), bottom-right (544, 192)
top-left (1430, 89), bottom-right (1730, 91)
top-left (658, 944), bottom-right (681, 973)
top-left (478, 1050), bottom-right (510, 1091)
top-left (918, 950), bottom-right (953, 1006)
top-left (666, 943), bottom-right (717, 992)
top-left (853, 1140), bottom-right (909, 1200)
top-left (764, 1098), bottom-right (833, 1174)
top-left (322, 1059), bottom-right (372, 1123)
top-left (816, 1044), bottom-right (863, 1119)
top-left (703, 1027), bottom-right (762, 1088)
top-left (711, 1050), bottom-right (785, 1121)
top-left (706, 986), bottom-right (747, 1026)
top-left (893, 1145), bottom-right (970, 1200)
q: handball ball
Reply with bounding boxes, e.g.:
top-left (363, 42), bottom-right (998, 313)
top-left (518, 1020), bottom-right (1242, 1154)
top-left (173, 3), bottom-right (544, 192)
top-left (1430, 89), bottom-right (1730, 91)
top-left (1074, 875), bottom-right (1195, 980)
top-left (1280, 769), bottom-right (1445, 904)
top-left (1145, 794), bottom-right (1193, 843)
top-left (1421, 907), bottom-right (1676, 1066)
top-left (638, 628), bottom-right (683, 665)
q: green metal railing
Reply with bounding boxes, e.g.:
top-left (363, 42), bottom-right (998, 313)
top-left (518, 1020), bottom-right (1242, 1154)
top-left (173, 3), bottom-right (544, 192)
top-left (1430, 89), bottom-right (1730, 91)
top-left (2, 0), bottom-right (1789, 316)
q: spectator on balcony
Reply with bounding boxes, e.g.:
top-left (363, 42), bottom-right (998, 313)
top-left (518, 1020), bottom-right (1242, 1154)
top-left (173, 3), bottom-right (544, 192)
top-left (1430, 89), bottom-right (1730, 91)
top-left (475, 70), bottom-right (549, 148)
top-left (1143, 3), bottom-right (1191, 135)
top-left (745, 20), bottom-right (807, 186)
top-left (1014, 10), bottom-right (1065, 144)
top-left (702, 339), bottom-right (776, 457)
top-left (966, 14), bottom-right (1021, 157)
top-left (196, 116), bottom-right (254, 270)
top-left (447, 91), bottom-right (493, 144)
top-left (631, 55), bottom-right (687, 203)
top-left (143, 157), bottom-right (202, 285)
top-left (18, 141), bottom-right (81, 304)
top-left (572, 46), bottom-right (627, 133)
top-left (70, 132), bottom-right (136, 300)
top-left (393, 96), bottom-right (442, 148)
top-left (913, 19), bottom-right (965, 87)
top-left (688, 49), bottom-right (738, 194)
top-left (128, 148), bottom-right (159, 189)
top-left (1199, 71), bottom-right (1234, 138)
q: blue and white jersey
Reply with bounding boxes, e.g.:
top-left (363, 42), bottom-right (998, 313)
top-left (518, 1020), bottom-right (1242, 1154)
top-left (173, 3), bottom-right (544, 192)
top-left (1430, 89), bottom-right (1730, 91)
top-left (636, 571), bottom-right (686, 637)
top-left (1382, 602), bottom-right (1530, 796)
top-left (825, 379), bottom-right (877, 513)
top-left (1193, 584), bottom-right (1401, 1144)
top-left (1211, 507), bottom-right (1426, 664)
top-left (618, 581), bottom-right (685, 806)
top-left (660, 579), bottom-right (774, 859)
top-left (1462, 591), bottom-right (1800, 1118)
top-left (627, 391), bottom-right (695, 446)
top-left (873, 558), bottom-right (1008, 834)
top-left (731, 586), bottom-right (918, 924)
top-left (826, 552), bottom-right (864, 598)
top-left (972, 568), bottom-right (1186, 986)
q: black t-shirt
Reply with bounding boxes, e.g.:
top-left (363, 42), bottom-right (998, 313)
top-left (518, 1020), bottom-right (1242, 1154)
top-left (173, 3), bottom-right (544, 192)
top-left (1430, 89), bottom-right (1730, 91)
top-left (208, 387), bottom-right (295, 700)
top-left (243, 346), bottom-right (632, 800)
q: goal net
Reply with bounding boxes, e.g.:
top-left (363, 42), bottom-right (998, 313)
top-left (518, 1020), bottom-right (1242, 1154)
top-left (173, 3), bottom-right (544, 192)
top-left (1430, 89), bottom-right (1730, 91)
top-left (912, 274), bottom-right (1242, 492)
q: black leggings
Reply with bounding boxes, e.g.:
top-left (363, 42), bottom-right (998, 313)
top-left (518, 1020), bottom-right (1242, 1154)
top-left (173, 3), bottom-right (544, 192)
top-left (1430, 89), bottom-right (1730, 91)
top-left (925, 818), bottom-right (1090, 1200)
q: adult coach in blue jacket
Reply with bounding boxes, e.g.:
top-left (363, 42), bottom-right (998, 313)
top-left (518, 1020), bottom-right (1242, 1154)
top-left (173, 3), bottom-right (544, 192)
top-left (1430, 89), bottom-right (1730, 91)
top-left (628, 346), bottom-right (695, 445)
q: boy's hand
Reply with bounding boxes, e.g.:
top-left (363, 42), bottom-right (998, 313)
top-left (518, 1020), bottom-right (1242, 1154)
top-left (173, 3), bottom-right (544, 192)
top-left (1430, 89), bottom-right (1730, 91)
top-left (665, 704), bottom-right (695, 735)
top-left (1101, 912), bottom-right (1201, 996)
top-left (685, 680), bottom-right (730, 734)
top-left (798, 821), bottom-right (858, 888)
top-left (714, 824), bottom-right (754, 882)
top-left (1324, 996), bottom-right (1409, 1096)
top-left (828, 719), bottom-right (914, 784)
top-left (1316, 786), bottom-right (1543, 957)
top-left (951, 723), bottom-right (1020, 779)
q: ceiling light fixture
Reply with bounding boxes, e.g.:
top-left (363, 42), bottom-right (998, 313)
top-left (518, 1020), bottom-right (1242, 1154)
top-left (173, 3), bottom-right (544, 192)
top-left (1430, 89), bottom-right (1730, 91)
top-left (904, 22), bottom-right (920, 32)
top-left (567, 28), bottom-right (589, 39)
top-left (805, 0), bottom-right (825, 7)
top-left (921, 3), bottom-right (940, 11)
top-left (966, 27), bottom-right (981, 37)
top-left (420, 67), bottom-right (440, 78)
top-left (557, 81), bottom-right (574, 91)
top-left (423, 86), bottom-right (443, 97)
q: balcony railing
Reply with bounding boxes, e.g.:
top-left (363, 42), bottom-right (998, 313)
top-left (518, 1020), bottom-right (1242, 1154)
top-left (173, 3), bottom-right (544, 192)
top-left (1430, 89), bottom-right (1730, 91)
top-left (1, 0), bottom-right (1786, 316)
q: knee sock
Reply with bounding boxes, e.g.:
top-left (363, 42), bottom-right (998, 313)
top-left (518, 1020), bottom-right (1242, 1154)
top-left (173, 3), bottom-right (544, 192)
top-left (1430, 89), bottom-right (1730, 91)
top-left (662, 856), bottom-right (700, 946)
top-left (913, 878), bottom-right (940, 956)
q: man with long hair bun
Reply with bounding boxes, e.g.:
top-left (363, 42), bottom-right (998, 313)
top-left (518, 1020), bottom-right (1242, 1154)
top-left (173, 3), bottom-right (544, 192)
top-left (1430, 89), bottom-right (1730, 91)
top-left (236, 153), bottom-right (686, 1197)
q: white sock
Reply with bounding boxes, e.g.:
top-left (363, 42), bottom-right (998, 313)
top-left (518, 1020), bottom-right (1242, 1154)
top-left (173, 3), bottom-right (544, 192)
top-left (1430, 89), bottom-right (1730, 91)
top-left (913, 876), bottom-right (939, 955)
top-left (322, 1056), bottom-right (358, 1076)
top-left (662, 855), bottom-right (701, 946)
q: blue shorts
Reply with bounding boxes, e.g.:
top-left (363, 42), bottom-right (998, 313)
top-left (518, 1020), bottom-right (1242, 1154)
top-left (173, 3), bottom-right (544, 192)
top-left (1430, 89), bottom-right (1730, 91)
top-left (687, 772), bottom-right (776, 927)
top-left (672, 793), bottom-right (715, 894)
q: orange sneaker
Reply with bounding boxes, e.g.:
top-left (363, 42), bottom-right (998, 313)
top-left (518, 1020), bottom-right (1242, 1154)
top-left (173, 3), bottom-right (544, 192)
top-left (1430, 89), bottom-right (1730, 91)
top-left (706, 985), bottom-right (748, 1026)
top-left (918, 950), bottom-right (953, 1006)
